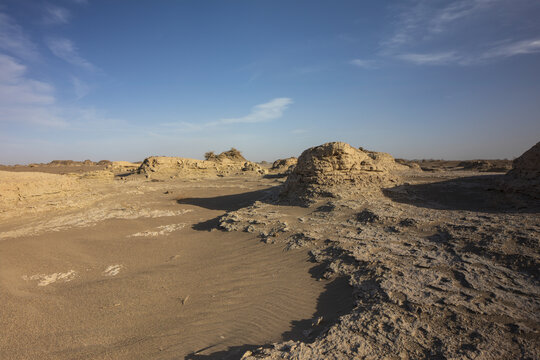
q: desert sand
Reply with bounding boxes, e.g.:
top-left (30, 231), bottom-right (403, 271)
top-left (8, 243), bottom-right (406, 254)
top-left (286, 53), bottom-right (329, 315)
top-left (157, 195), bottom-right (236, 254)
top-left (0, 143), bottom-right (538, 359)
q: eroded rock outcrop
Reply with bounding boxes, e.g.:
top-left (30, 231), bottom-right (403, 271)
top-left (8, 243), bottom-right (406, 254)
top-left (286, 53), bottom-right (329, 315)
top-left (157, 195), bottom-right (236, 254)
top-left (271, 157), bottom-right (297, 173)
top-left (138, 149), bottom-right (265, 178)
top-left (505, 142), bottom-right (540, 198)
top-left (281, 142), bottom-right (403, 204)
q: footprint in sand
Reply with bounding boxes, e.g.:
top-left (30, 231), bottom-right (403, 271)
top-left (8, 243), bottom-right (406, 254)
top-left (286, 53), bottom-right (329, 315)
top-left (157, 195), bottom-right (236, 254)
top-left (103, 265), bottom-right (123, 276)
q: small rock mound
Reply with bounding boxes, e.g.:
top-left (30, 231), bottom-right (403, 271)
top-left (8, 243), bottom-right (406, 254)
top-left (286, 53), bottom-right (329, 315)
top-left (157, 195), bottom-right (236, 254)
top-left (364, 150), bottom-right (408, 171)
top-left (271, 157), bottom-right (297, 172)
top-left (205, 148), bottom-right (247, 163)
top-left (281, 142), bottom-right (402, 204)
top-left (505, 142), bottom-right (540, 198)
top-left (241, 161), bottom-right (267, 174)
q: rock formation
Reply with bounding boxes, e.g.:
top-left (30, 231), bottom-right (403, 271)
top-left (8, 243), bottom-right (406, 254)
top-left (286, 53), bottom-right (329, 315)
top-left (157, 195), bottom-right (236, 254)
top-left (271, 157), bottom-right (297, 173)
top-left (505, 142), bottom-right (540, 197)
top-left (138, 149), bottom-right (265, 178)
top-left (281, 142), bottom-right (403, 204)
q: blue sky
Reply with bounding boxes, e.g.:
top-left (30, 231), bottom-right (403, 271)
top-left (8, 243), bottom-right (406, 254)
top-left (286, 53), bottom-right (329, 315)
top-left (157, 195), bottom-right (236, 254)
top-left (1, 0), bottom-right (539, 164)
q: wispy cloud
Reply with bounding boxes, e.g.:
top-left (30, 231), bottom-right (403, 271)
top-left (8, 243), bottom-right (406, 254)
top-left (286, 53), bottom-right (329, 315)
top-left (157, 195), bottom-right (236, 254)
top-left (43, 5), bottom-right (71, 25)
top-left (350, 59), bottom-right (377, 69)
top-left (0, 54), bottom-right (65, 127)
top-left (429, 0), bottom-right (498, 33)
top-left (383, 0), bottom-right (540, 66)
top-left (482, 38), bottom-right (540, 59)
top-left (216, 98), bottom-right (293, 125)
top-left (397, 39), bottom-right (540, 66)
top-left (46, 37), bottom-right (95, 70)
top-left (397, 52), bottom-right (460, 65)
top-left (385, 0), bottom-right (500, 48)
top-left (0, 12), bottom-right (39, 60)
top-left (162, 98), bottom-right (294, 131)
top-left (0, 54), bottom-right (113, 128)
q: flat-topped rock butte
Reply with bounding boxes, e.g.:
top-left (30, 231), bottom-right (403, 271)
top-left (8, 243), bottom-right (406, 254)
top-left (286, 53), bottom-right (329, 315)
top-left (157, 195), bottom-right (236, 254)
top-left (0, 141), bottom-right (538, 359)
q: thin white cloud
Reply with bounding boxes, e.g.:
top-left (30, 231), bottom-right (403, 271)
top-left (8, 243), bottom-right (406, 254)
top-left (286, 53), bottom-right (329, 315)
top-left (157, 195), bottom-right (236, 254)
top-left (397, 52), bottom-right (460, 65)
top-left (350, 59), bottom-right (377, 69)
top-left (383, 1), bottom-right (540, 66)
top-left (385, 0), bottom-right (500, 48)
top-left (482, 38), bottom-right (540, 59)
top-left (217, 98), bottom-right (293, 125)
top-left (430, 0), bottom-right (498, 33)
top-left (397, 39), bottom-right (540, 66)
top-left (0, 54), bottom-right (65, 127)
top-left (161, 98), bottom-right (294, 132)
top-left (46, 37), bottom-right (95, 70)
top-left (0, 12), bottom-right (39, 60)
top-left (43, 5), bottom-right (71, 25)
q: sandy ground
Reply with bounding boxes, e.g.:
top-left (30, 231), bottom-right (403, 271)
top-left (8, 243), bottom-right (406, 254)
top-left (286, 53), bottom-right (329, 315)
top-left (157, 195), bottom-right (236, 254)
top-left (0, 173), bottom-right (351, 359)
top-left (0, 165), bottom-right (538, 359)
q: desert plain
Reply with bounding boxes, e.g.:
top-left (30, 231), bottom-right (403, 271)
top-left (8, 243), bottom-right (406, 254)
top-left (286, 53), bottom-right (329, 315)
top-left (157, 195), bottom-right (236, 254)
top-left (0, 142), bottom-right (538, 360)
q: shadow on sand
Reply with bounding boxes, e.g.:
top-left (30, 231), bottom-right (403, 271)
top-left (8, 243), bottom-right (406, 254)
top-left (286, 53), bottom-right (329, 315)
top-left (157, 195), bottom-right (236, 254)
top-left (177, 187), bottom-right (280, 212)
top-left (184, 275), bottom-right (353, 360)
top-left (177, 186), bottom-right (282, 231)
top-left (383, 174), bottom-right (539, 213)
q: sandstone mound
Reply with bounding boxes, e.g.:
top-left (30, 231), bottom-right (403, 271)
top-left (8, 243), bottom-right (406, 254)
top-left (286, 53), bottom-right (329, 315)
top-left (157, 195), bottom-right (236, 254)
top-left (215, 148), bottom-right (246, 163)
top-left (505, 142), bottom-right (540, 197)
top-left (281, 142), bottom-right (402, 203)
top-left (271, 157), bottom-right (297, 172)
top-left (204, 148), bottom-right (246, 163)
top-left (364, 149), bottom-right (409, 171)
top-left (138, 151), bottom-right (265, 178)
